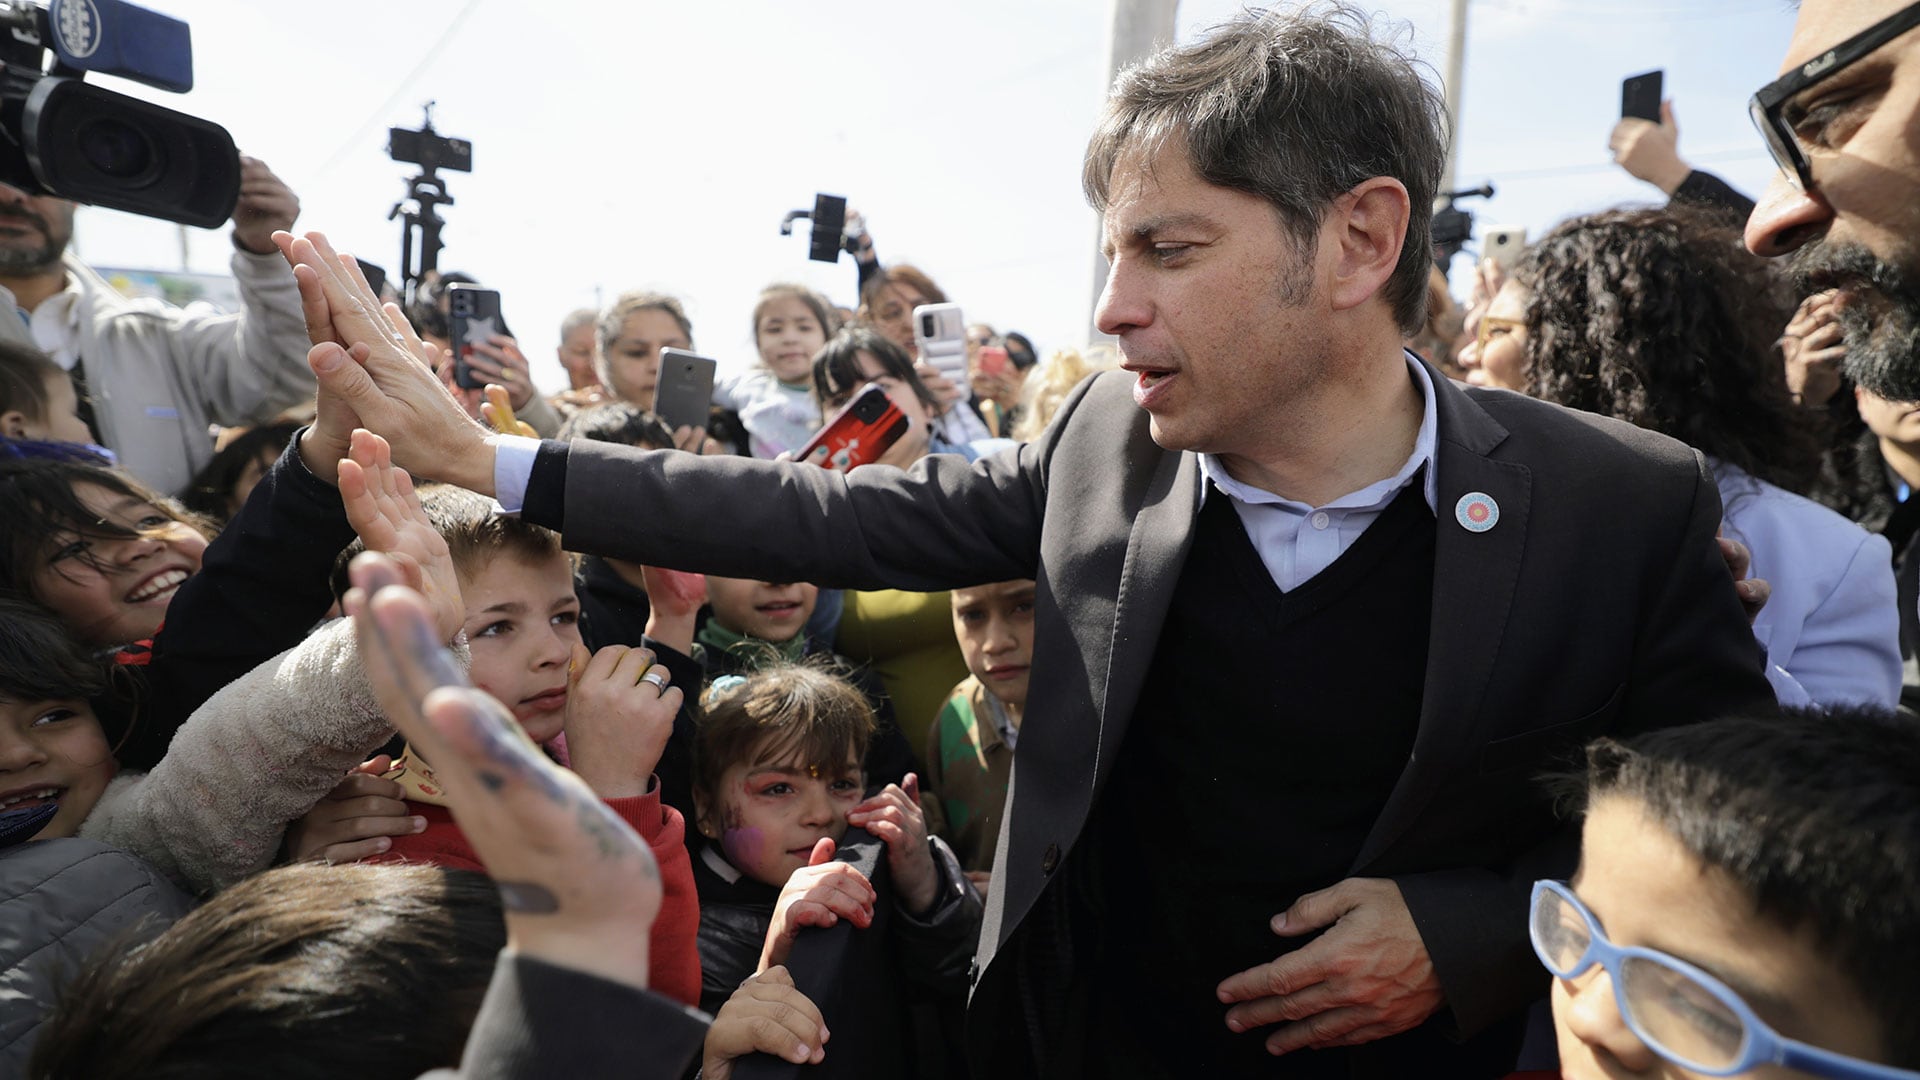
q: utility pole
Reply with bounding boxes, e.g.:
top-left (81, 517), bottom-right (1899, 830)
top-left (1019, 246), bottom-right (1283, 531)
top-left (1441, 0), bottom-right (1469, 192)
top-left (1089, 0), bottom-right (1179, 341)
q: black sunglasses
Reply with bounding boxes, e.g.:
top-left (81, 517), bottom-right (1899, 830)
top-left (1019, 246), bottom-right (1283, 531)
top-left (1750, 1), bottom-right (1920, 189)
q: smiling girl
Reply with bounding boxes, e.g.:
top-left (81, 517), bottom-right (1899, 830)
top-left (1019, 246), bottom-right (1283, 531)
top-left (0, 458), bottom-right (211, 650)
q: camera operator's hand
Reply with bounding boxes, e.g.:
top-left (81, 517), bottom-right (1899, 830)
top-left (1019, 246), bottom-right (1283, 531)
top-left (232, 156), bottom-right (300, 255)
top-left (1608, 100), bottom-right (1691, 195)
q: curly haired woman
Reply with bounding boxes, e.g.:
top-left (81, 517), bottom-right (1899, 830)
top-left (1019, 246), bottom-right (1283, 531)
top-left (1469, 206), bottom-right (1900, 708)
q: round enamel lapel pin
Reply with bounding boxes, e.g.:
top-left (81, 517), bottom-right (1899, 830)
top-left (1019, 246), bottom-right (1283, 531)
top-left (1455, 492), bottom-right (1499, 533)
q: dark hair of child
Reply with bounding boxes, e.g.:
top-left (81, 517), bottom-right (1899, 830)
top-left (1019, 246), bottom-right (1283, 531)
top-left (694, 664), bottom-right (876, 805)
top-left (0, 341), bottom-right (64, 424)
top-left (178, 423), bottom-right (301, 523)
top-left (811, 326), bottom-right (939, 412)
top-left (1572, 706), bottom-right (1920, 1064)
top-left (29, 863), bottom-right (504, 1080)
top-left (557, 402), bottom-right (674, 450)
top-left (0, 596), bottom-right (108, 705)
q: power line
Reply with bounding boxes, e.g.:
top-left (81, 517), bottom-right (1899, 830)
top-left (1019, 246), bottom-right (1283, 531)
top-left (310, 0), bottom-right (486, 179)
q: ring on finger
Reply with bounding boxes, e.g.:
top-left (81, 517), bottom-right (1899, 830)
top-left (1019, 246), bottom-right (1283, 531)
top-left (641, 665), bottom-right (671, 693)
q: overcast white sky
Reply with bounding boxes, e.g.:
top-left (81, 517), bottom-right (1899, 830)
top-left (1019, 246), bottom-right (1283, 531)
top-left (75, 0), bottom-right (1800, 390)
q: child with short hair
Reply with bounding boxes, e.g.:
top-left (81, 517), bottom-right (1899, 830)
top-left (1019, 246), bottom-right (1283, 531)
top-left (924, 579), bottom-right (1034, 890)
top-left (0, 340), bottom-right (92, 446)
top-left (353, 484), bottom-right (704, 1008)
top-left (1542, 707), bottom-right (1920, 1076)
top-left (688, 664), bottom-right (978, 1022)
top-left (714, 284), bottom-right (836, 459)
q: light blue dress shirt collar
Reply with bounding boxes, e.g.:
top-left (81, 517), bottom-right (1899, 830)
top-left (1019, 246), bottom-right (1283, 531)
top-left (1195, 353), bottom-right (1440, 592)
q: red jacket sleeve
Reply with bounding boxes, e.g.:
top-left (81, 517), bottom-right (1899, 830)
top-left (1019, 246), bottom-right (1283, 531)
top-left (367, 788), bottom-right (704, 1010)
top-left (605, 779), bottom-right (703, 1009)
top-left (366, 804), bottom-right (488, 873)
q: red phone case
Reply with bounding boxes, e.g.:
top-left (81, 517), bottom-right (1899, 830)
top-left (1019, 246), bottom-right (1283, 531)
top-left (799, 384), bottom-right (910, 470)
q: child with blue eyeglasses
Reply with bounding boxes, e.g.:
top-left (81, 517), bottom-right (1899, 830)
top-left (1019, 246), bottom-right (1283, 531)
top-left (1538, 706), bottom-right (1920, 1079)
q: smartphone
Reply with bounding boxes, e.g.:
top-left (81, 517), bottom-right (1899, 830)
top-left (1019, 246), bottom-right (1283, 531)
top-left (1621, 69), bottom-right (1663, 123)
top-left (914, 302), bottom-right (968, 384)
top-left (1482, 226), bottom-right (1528, 270)
top-left (652, 347), bottom-right (718, 437)
top-left (797, 383), bottom-right (909, 471)
top-left (446, 284), bottom-right (502, 390)
top-left (976, 345), bottom-right (1011, 379)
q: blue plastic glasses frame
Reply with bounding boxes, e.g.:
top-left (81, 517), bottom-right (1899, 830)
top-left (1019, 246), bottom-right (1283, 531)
top-left (1529, 880), bottom-right (1920, 1079)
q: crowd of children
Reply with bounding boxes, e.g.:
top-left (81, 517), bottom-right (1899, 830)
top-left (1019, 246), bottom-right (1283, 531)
top-left (7, 2), bottom-right (1920, 1071)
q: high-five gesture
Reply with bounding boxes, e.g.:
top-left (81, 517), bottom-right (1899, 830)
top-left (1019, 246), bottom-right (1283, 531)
top-left (272, 230), bottom-right (497, 493)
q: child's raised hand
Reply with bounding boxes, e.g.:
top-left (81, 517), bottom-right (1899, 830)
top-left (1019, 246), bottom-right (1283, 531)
top-left (562, 643), bottom-right (681, 799)
top-left (759, 838), bottom-right (877, 972)
top-left (345, 552), bottom-right (660, 991)
top-left (640, 565), bottom-right (706, 657)
top-left (282, 755), bottom-right (425, 864)
top-left (641, 565), bottom-right (707, 620)
top-left (338, 429), bottom-right (463, 642)
top-left (702, 966), bottom-right (829, 1077)
top-left (847, 773), bottom-right (940, 914)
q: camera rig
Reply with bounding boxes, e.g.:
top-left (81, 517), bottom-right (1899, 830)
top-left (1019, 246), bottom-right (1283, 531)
top-left (386, 102), bottom-right (471, 302)
top-left (1430, 182), bottom-right (1495, 271)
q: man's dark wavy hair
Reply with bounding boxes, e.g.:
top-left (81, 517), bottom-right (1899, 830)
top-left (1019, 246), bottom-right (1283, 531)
top-left (1082, 2), bottom-right (1447, 335)
top-left (1513, 206), bottom-right (1822, 494)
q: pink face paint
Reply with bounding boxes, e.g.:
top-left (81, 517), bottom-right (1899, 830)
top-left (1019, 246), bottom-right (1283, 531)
top-left (721, 824), bottom-right (765, 870)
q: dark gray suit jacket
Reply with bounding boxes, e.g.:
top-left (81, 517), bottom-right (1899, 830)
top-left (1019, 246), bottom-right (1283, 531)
top-left (542, 365), bottom-right (1774, 1075)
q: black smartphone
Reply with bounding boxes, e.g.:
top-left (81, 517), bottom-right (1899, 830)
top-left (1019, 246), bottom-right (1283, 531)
top-left (652, 348), bottom-right (718, 437)
top-left (1621, 69), bottom-right (1664, 123)
top-left (446, 284), bottom-right (503, 390)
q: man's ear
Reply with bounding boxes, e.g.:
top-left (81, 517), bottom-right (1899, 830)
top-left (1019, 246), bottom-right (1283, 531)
top-left (1326, 177), bottom-right (1411, 315)
top-left (0, 409), bottom-right (29, 439)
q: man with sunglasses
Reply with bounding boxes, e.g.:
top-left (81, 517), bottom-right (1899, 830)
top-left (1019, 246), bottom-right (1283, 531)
top-left (1540, 708), bottom-right (1920, 1078)
top-left (1748, 2), bottom-right (1920, 403)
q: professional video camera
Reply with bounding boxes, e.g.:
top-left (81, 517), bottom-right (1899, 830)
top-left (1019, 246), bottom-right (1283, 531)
top-left (0, 0), bottom-right (240, 228)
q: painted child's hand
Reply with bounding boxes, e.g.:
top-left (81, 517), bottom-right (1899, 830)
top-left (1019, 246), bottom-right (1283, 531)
top-left (283, 755), bottom-right (426, 864)
top-left (702, 966), bottom-right (829, 1078)
top-left (339, 429), bottom-right (464, 642)
top-left (346, 552), bottom-right (660, 991)
top-left (848, 772), bottom-right (939, 914)
top-left (759, 838), bottom-right (876, 972)
top-left (562, 643), bottom-right (681, 799)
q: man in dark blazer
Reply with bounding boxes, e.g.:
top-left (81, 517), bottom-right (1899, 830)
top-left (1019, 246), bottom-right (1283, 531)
top-left (279, 8), bottom-right (1773, 1077)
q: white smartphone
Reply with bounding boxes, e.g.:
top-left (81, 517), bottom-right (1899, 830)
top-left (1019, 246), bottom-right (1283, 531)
top-left (913, 302), bottom-right (968, 383)
top-left (1483, 226), bottom-right (1528, 270)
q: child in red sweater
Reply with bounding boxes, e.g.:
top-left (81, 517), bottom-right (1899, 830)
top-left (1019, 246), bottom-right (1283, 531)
top-left (301, 485), bottom-right (702, 1007)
